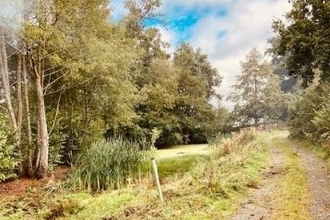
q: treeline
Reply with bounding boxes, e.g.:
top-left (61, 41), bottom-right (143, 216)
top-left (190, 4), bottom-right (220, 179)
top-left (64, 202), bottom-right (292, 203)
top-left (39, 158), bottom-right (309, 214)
top-left (0, 0), bottom-right (226, 180)
top-left (271, 0), bottom-right (330, 154)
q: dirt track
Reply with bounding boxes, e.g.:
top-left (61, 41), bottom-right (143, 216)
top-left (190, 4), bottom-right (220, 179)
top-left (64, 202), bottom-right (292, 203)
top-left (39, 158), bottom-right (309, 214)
top-left (231, 131), bottom-right (330, 220)
top-left (297, 146), bottom-right (330, 220)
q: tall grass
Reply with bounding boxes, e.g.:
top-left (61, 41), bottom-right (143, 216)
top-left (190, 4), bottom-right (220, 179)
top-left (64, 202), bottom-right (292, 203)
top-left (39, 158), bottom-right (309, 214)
top-left (214, 128), bottom-right (256, 156)
top-left (70, 138), bottom-right (151, 191)
top-left (190, 129), bottom-right (262, 199)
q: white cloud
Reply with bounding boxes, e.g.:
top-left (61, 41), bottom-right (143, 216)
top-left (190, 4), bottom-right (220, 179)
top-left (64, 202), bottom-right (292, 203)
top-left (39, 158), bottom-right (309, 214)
top-left (161, 0), bottom-right (291, 109)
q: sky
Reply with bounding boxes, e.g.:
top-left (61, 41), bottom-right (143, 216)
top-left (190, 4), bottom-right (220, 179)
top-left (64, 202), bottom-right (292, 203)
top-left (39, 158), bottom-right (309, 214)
top-left (111, 0), bottom-right (292, 109)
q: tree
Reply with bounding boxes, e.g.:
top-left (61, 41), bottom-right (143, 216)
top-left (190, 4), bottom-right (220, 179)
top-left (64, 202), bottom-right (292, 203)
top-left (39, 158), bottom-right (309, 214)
top-left (19, 0), bottom-right (138, 177)
top-left (0, 1), bottom-right (27, 175)
top-left (137, 59), bottom-right (181, 146)
top-left (173, 43), bottom-right (222, 144)
top-left (268, 37), bottom-right (299, 93)
top-left (272, 0), bottom-right (330, 86)
top-left (228, 48), bottom-right (286, 126)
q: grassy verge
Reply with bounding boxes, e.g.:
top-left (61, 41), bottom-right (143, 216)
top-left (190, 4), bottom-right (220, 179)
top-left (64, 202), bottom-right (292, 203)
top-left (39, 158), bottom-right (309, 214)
top-left (299, 141), bottom-right (330, 168)
top-left (0, 130), bottom-right (271, 219)
top-left (100, 129), bottom-right (270, 219)
top-left (271, 137), bottom-right (311, 220)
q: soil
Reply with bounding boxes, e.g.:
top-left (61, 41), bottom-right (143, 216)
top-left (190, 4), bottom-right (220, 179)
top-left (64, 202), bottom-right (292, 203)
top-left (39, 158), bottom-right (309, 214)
top-left (231, 133), bottom-right (330, 220)
top-left (0, 166), bottom-right (70, 199)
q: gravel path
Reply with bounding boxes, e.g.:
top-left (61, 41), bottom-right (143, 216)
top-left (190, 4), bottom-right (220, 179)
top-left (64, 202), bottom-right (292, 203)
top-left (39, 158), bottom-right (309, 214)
top-left (296, 147), bottom-right (330, 220)
top-left (231, 132), bottom-right (330, 220)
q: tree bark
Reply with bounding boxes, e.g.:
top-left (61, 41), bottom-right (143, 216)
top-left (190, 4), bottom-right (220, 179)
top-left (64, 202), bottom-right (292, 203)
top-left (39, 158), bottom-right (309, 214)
top-left (22, 54), bottom-right (34, 176)
top-left (27, 43), bottom-right (49, 178)
top-left (0, 32), bottom-right (17, 132)
top-left (16, 48), bottom-right (23, 175)
top-left (34, 74), bottom-right (49, 179)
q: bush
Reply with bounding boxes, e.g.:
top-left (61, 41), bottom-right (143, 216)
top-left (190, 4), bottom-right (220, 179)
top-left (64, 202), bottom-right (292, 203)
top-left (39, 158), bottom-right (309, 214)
top-left (288, 83), bottom-right (330, 143)
top-left (312, 96), bottom-right (330, 154)
top-left (70, 138), bottom-right (150, 191)
top-left (0, 114), bottom-right (18, 182)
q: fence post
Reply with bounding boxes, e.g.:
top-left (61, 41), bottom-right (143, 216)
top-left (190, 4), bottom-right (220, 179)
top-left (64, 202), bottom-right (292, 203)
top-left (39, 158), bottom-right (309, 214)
top-left (151, 158), bottom-right (164, 203)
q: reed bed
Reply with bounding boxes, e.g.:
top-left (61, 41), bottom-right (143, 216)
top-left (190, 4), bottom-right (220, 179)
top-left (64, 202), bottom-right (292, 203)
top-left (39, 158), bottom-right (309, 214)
top-left (70, 138), bottom-right (151, 191)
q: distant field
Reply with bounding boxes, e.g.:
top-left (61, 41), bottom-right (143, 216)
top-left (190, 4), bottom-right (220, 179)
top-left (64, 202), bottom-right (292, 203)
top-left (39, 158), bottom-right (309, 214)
top-left (156, 144), bottom-right (211, 159)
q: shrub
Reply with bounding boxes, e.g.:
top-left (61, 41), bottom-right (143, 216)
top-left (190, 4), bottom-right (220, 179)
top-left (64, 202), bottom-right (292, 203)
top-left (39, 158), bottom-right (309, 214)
top-left (70, 138), bottom-right (150, 191)
top-left (288, 83), bottom-right (330, 141)
top-left (0, 114), bottom-right (18, 182)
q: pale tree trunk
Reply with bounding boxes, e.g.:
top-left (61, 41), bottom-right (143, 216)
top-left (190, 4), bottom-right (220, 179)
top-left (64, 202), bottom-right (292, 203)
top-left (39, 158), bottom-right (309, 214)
top-left (27, 43), bottom-right (49, 179)
top-left (16, 47), bottom-right (23, 174)
top-left (23, 54), bottom-right (34, 176)
top-left (0, 32), bottom-right (17, 132)
top-left (254, 73), bottom-right (258, 127)
top-left (35, 74), bottom-right (49, 178)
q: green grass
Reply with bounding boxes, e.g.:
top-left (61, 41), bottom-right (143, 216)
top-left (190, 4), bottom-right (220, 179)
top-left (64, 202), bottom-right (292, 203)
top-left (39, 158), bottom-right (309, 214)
top-left (0, 129), bottom-right (273, 220)
top-left (271, 137), bottom-right (311, 220)
top-left (156, 154), bottom-right (210, 178)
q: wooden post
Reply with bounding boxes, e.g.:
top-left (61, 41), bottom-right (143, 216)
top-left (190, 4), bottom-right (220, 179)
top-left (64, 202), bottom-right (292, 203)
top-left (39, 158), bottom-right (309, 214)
top-left (151, 158), bottom-right (164, 202)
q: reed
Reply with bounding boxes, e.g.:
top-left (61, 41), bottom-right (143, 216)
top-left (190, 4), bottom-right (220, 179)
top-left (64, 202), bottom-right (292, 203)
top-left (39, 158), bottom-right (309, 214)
top-left (70, 138), bottom-right (150, 191)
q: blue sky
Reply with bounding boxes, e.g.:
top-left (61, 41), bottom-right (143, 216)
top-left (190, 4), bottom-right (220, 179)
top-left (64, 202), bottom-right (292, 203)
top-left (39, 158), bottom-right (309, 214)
top-left (114, 0), bottom-right (291, 108)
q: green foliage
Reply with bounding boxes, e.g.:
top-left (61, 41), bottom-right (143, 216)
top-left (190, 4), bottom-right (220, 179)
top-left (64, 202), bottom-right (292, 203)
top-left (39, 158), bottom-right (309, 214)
top-left (312, 95), bottom-right (330, 148)
top-left (2, 0), bottom-right (226, 178)
top-left (228, 48), bottom-right (287, 125)
top-left (205, 106), bottom-right (232, 141)
top-left (272, 0), bottom-right (330, 85)
top-left (70, 138), bottom-right (151, 191)
top-left (0, 114), bottom-right (18, 182)
top-left (288, 83), bottom-right (330, 142)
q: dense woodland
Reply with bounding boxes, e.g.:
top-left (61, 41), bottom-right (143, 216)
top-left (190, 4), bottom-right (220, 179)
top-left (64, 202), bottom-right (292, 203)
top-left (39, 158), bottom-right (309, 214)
top-left (0, 0), bottom-right (329, 183)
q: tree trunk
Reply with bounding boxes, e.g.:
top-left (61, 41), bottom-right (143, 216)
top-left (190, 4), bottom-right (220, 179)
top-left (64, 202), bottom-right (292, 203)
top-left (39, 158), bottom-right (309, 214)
top-left (16, 49), bottom-right (23, 175)
top-left (0, 32), bottom-right (17, 132)
top-left (27, 43), bottom-right (49, 178)
top-left (34, 74), bottom-right (49, 179)
top-left (254, 73), bottom-right (258, 127)
top-left (22, 55), bottom-right (34, 177)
